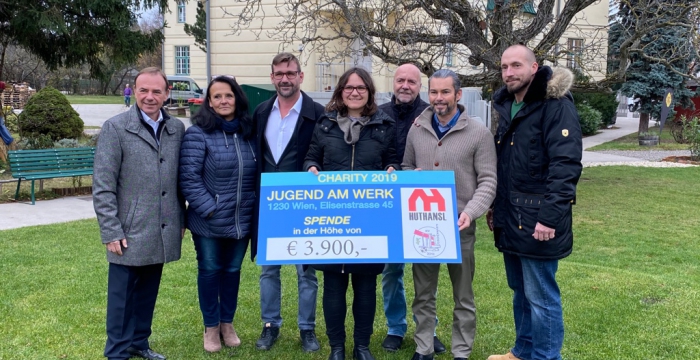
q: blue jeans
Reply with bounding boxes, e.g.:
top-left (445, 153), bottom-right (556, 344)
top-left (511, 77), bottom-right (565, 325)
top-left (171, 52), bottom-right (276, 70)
top-left (382, 263), bottom-right (438, 337)
top-left (193, 234), bottom-right (248, 327)
top-left (124, 95), bottom-right (131, 106)
top-left (503, 253), bottom-right (563, 360)
top-left (259, 264), bottom-right (317, 330)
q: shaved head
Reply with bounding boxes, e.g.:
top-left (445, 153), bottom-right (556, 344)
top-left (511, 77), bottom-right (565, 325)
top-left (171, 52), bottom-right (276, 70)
top-left (503, 44), bottom-right (537, 65)
top-left (396, 63), bottom-right (421, 78)
top-left (393, 63), bottom-right (422, 104)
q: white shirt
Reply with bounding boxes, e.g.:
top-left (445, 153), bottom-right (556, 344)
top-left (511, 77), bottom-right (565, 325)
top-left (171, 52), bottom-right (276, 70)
top-left (265, 95), bottom-right (303, 163)
top-left (140, 109), bottom-right (164, 146)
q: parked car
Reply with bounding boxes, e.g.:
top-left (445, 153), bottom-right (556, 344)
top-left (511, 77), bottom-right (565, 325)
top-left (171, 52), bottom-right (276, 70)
top-left (167, 76), bottom-right (204, 105)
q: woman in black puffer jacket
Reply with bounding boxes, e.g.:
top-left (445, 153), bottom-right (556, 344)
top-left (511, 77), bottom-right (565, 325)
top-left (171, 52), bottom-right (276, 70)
top-left (179, 76), bottom-right (257, 353)
top-left (304, 67), bottom-right (399, 360)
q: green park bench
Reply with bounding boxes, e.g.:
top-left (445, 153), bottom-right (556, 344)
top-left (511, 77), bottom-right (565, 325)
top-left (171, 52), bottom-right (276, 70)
top-left (8, 147), bottom-right (95, 205)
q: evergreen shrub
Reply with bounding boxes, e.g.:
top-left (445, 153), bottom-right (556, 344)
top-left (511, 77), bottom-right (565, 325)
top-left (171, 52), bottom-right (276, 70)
top-left (572, 91), bottom-right (619, 127)
top-left (18, 87), bottom-right (84, 140)
top-left (576, 103), bottom-right (602, 136)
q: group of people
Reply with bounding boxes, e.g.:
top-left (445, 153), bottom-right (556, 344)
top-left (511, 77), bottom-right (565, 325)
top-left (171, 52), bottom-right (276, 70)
top-left (93, 44), bottom-right (583, 360)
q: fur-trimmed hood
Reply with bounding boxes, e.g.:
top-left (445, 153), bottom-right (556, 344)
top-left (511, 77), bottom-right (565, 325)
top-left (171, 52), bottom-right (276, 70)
top-left (494, 66), bottom-right (574, 105)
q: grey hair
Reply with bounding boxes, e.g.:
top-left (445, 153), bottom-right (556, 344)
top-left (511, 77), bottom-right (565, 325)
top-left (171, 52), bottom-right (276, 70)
top-left (429, 69), bottom-right (461, 92)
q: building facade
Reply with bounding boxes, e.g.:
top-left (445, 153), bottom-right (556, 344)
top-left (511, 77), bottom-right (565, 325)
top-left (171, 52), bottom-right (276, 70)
top-left (163, 0), bottom-right (609, 92)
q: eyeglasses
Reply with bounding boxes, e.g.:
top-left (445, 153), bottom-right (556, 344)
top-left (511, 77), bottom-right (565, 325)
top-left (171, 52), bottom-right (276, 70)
top-left (342, 85), bottom-right (368, 94)
top-left (272, 71), bottom-right (300, 80)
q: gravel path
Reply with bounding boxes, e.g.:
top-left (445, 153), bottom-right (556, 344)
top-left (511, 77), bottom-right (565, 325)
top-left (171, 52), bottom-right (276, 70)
top-left (584, 150), bottom-right (697, 168)
top-left (594, 150), bottom-right (691, 161)
top-left (584, 161), bottom-right (696, 168)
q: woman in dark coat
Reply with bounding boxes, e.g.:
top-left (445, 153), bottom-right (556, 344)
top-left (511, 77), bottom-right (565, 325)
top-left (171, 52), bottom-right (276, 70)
top-left (179, 76), bottom-right (257, 353)
top-left (304, 67), bottom-right (399, 360)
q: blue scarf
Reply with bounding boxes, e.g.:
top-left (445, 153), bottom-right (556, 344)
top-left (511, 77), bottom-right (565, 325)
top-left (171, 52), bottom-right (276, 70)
top-left (218, 117), bottom-right (240, 133)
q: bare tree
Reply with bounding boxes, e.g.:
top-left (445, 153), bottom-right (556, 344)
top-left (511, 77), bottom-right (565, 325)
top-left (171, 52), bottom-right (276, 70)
top-left (138, 10), bottom-right (165, 70)
top-left (225, 0), bottom-right (699, 89)
top-left (1, 45), bottom-right (51, 87)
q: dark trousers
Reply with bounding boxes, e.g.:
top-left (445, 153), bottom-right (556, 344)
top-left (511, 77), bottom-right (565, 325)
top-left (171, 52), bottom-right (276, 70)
top-left (104, 263), bottom-right (163, 360)
top-left (323, 271), bottom-right (377, 348)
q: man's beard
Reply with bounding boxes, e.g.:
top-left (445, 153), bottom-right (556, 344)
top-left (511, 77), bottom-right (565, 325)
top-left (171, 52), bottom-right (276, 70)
top-left (276, 82), bottom-right (299, 98)
top-left (432, 102), bottom-right (454, 116)
top-left (506, 77), bottom-right (532, 95)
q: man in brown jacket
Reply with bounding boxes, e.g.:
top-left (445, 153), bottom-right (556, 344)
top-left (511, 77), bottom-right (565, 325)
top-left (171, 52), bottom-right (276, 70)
top-left (402, 69), bottom-right (497, 360)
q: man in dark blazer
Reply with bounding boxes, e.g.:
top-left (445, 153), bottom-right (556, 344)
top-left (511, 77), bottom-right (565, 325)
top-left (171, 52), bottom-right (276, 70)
top-left (252, 53), bottom-right (327, 352)
top-left (93, 67), bottom-right (185, 360)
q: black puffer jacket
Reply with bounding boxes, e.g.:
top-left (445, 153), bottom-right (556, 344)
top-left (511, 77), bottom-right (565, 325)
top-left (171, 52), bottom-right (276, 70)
top-left (304, 110), bottom-right (400, 173)
top-left (492, 66), bottom-right (583, 260)
top-left (303, 109), bottom-right (399, 274)
top-left (378, 95), bottom-right (429, 161)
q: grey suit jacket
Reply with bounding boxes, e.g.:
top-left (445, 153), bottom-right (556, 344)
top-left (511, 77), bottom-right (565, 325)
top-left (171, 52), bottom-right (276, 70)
top-left (93, 106), bottom-right (185, 266)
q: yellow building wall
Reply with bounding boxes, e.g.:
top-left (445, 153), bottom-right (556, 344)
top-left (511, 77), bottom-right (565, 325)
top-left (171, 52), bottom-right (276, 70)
top-left (163, 0), bottom-right (609, 90)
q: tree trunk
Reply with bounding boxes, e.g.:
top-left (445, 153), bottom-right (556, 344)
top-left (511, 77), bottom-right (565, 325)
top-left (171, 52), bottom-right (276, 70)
top-left (0, 40), bottom-right (9, 81)
top-left (488, 80), bottom-right (501, 135)
top-left (0, 141), bottom-right (17, 163)
top-left (638, 113), bottom-right (650, 133)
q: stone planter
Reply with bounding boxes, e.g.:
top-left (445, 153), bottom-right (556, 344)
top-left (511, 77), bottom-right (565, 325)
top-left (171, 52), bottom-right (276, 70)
top-left (166, 106), bottom-right (187, 117)
top-left (638, 135), bottom-right (659, 146)
top-left (51, 186), bottom-right (93, 196)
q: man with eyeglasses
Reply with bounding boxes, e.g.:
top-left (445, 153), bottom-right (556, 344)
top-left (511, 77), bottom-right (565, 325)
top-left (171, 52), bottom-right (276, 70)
top-left (376, 63), bottom-right (447, 355)
top-left (252, 52), bottom-right (327, 353)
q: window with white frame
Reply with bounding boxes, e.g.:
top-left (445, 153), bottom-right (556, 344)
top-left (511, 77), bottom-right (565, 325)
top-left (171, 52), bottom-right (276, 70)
top-left (567, 38), bottom-right (583, 70)
top-left (177, 1), bottom-right (186, 23)
top-left (175, 46), bottom-right (190, 75)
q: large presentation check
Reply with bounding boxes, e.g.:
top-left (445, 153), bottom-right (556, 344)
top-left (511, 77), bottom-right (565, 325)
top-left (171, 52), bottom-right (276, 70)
top-left (257, 171), bottom-right (462, 265)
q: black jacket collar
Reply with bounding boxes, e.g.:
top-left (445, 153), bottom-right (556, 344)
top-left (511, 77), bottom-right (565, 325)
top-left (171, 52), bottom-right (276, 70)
top-left (389, 94), bottom-right (425, 116)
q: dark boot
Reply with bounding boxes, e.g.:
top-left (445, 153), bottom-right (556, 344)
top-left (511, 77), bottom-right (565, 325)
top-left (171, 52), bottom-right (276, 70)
top-left (353, 345), bottom-right (375, 360)
top-left (329, 346), bottom-right (345, 360)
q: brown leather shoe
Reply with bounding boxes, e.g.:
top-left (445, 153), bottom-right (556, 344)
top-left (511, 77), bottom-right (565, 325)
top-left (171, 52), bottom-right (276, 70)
top-left (220, 323), bottom-right (241, 347)
top-left (487, 351), bottom-right (521, 360)
top-left (204, 325), bottom-right (222, 352)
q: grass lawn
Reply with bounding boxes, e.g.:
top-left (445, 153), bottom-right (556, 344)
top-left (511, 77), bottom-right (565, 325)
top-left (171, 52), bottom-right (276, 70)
top-left (587, 126), bottom-right (688, 151)
top-left (1, 167), bottom-right (700, 359)
top-left (65, 95), bottom-right (124, 105)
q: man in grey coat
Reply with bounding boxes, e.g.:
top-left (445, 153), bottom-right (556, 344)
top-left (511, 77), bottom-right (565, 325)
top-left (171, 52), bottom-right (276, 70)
top-left (93, 67), bottom-right (185, 360)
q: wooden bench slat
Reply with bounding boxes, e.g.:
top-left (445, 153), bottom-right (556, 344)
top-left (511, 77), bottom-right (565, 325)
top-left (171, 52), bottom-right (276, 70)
top-left (15, 171), bottom-right (94, 180)
top-left (12, 168), bottom-right (93, 176)
top-left (9, 149), bottom-right (95, 155)
top-left (11, 162), bottom-right (94, 170)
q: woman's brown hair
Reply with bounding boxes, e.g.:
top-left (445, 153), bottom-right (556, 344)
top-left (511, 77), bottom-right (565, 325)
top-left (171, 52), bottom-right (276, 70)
top-left (325, 67), bottom-right (378, 117)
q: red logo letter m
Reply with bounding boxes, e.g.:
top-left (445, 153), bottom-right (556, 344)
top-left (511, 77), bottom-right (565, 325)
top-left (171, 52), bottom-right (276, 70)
top-left (408, 189), bottom-right (446, 212)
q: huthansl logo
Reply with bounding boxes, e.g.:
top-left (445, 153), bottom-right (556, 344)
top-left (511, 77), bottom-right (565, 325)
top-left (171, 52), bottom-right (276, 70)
top-left (408, 189), bottom-right (446, 221)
